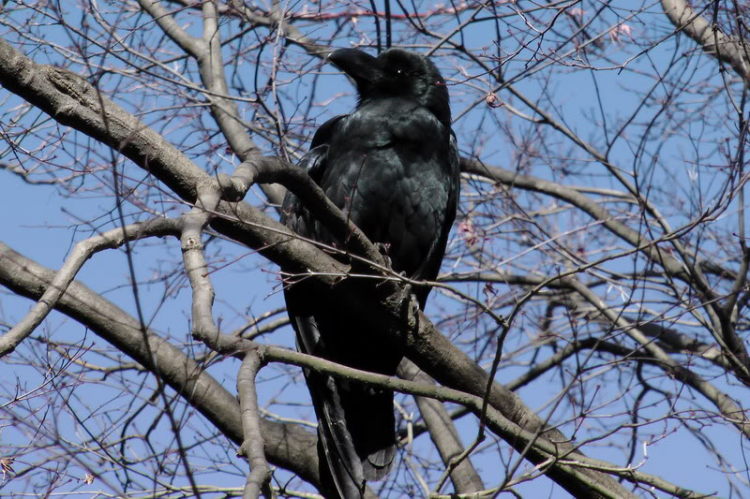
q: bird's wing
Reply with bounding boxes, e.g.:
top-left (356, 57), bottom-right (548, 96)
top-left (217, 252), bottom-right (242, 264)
top-left (281, 114), bottom-right (346, 231)
top-left (322, 101), bottom-right (458, 307)
top-left (311, 115), bottom-right (348, 149)
top-left (282, 115), bottom-right (396, 497)
top-left (410, 131), bottom-right (460, 305)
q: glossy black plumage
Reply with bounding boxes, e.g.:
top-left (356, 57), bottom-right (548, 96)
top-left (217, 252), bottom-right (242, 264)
top-left (282, 47), bottom-right (459, 498)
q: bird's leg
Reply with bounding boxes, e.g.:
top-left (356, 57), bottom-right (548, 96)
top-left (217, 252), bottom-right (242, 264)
top-left (371, 241), bottom-right (417, 324)
top-left (399, 283), bottom-right (421, 332)
top-left (374, 242), bottom-right (392, 270)
top-left (373, 242), bottom-right (418, 317)
top-left (350, 241), bottom-right (392, 275)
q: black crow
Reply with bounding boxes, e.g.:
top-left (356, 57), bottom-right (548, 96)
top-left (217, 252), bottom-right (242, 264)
top-left (282, 47), bottom-right (459, 498)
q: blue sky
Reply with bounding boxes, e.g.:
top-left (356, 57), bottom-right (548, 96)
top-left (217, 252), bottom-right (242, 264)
top-left (1, 1), bottom-right (749, 497)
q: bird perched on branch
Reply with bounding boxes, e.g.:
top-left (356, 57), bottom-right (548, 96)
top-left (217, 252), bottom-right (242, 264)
top-left (282, 47), bottom-right (459, 498)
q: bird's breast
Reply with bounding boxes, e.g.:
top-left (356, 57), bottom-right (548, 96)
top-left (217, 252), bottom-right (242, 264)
top-left (318, 101), bottom-right (455, 276)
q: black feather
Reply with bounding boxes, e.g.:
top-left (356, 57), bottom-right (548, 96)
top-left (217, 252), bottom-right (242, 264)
top-left (282, 47), bottom-right (459, 499)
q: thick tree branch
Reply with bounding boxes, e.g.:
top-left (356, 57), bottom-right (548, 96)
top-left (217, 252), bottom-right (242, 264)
top-left (0, 218), bottom-right (181, 357)
top-left (0, 36), bottom-right (641, 498)
top-left (0, 241), bottom-right (323, 490)
top-left (137, 0), bottom-right (285, 204)
top-left (222, 336), bottom-right (717, 499)
top-left (661, 0), bottom-right (750, 82)
top-left (460, 157), bottom-right (750, 385)
top-left (566, 277), bottom-right (750, 438)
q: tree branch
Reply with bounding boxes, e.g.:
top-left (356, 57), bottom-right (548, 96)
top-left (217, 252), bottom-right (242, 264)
top-left (0, 36), bottom-right (646, 498)
top-left (0, 241), bottom-right (323, 490)
top-left (398, 359), bottom-right (485, 495)
top-left (661, 0), bottom-right (750, 82)
top-left (0, 218), bottom-right (181, 357)
top-left (237, 350), bottom-right (273, 499)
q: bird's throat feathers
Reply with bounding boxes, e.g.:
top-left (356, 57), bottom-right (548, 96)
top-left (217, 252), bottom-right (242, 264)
top-left (357, 77), bottom-right (451, 130)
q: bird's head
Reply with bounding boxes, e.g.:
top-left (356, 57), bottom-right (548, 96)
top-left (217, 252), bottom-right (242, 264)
top-left (327, 47), bottom-right (451, 128)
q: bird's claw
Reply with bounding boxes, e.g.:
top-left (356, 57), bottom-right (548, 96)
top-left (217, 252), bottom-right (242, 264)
top-left (398, 283), bottom-right (420, 327)
top-left (374, 242), bottom-right (393, 269)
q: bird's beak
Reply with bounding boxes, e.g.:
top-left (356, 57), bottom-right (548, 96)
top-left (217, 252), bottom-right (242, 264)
top-left (327, 48), bottom-right (379, 85)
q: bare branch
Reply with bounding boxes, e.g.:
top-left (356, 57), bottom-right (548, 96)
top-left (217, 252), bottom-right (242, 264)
top-left (661, 0), bottom-right (750, 82)
top-left (0, 241), bottom-right (323, 489)
top-left (237, 350), bottom-right (273, 499)
top-left (0, 218), bottom-right (181, 357)
top-left (397, 359), bottom-right (485, 495)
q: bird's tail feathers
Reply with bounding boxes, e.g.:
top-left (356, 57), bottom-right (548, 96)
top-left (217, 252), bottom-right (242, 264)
top-left (310, 371), bottom-right (397, 498)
